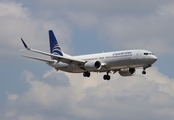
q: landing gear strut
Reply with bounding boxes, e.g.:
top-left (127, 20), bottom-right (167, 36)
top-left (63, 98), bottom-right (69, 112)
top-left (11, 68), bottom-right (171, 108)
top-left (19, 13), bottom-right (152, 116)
top-left (142, 64), bottom-right (151, 75)
top-left (103, 71), bottom-right (110, 80)
top-left (83, 71), bottom-right (90, 77)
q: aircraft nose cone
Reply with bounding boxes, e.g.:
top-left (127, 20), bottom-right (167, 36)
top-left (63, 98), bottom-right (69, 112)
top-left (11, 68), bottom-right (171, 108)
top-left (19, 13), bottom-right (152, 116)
top-left (151, 55), bottom-right (157, 62)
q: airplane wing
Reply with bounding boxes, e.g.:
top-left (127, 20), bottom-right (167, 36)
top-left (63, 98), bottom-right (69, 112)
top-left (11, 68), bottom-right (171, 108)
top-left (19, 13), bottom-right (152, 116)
top-left (21, 38), bottom-right (86, 66)
top-left (22, 55), bottom-right (56, 63)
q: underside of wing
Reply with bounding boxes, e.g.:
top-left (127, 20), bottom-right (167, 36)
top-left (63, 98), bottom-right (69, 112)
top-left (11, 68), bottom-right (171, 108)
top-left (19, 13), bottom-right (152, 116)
top-left (22, 55), bottom-right (56, 63)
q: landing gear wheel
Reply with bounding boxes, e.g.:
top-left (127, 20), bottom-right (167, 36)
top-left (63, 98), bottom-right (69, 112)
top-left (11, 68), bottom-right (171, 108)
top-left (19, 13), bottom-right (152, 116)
top-left (103, 75), bottom-right (107, 80)
top-left (107, 75), bottom-right (110, 80)
top-left (103, 75), bottom-right (110, 80)
top-left (86, 72), bottom-right (90, 77)
top-left (83, 72), bottom-right (90, 77)
top-left (142, 71), bottom-right (146, 75)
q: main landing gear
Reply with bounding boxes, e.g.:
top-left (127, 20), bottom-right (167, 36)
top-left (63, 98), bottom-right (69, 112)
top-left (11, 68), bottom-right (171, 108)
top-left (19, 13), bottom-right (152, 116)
top-left (103, 71), bottom-right (110, 80)
top-left (83, 71), bottom-right (90, 77)
top-left (142, 64), bottom-right (151, 75)
top-left (83, 71), bottom-right (111, 80)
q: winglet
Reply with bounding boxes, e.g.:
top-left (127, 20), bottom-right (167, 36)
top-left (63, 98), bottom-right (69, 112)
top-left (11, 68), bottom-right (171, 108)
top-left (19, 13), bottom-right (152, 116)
top-left (21, 38), bottom-right (30, 50)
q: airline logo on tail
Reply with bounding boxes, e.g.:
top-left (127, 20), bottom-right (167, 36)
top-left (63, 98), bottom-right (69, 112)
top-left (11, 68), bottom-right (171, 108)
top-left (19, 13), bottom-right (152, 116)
top-left (52, 43), bottom-right (63, 56)
top-left (49, 30), bottom-right (63, 57)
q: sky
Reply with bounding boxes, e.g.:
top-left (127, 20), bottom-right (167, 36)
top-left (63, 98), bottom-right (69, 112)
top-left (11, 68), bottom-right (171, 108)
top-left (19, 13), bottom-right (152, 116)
top-left (0, 0), bottom-right (174, 120)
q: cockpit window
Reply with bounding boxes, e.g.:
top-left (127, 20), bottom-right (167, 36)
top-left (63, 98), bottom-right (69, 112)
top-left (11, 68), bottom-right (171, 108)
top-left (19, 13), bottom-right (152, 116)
top-left (149, 53), bottom-right (154, 55)
top-left (144, 53), bottom-right (154, 55)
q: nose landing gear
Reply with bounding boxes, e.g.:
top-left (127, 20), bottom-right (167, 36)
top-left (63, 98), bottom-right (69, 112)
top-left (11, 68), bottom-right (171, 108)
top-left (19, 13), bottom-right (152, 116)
top-left (142, 64), bottom-right (151, 75)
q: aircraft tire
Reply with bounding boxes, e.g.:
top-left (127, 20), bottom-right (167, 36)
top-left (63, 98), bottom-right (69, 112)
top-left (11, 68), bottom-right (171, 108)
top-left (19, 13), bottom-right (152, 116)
top-left (103, 75), bottom-right (110, 80)
top-left (83, 72), bottom-right (90, 77)
top-left (87, 72), bottom-right (90, 77)
top-left (142, 71), bottom-right (146, 74)
top-left (107, 75), bottom-right (110, 80)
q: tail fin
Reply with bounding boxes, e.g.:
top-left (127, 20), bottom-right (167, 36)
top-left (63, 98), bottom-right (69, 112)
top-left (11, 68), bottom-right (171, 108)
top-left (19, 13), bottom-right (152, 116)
top-left (49, 30), bottom-right (63, 57)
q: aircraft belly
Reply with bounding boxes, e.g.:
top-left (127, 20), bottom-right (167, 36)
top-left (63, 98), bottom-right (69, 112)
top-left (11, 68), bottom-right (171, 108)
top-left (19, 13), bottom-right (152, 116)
top-left (50, 57), bottom-right (150, 73)
top-left (48, 62), bottom-right (83, 73)
top-left (59, 64), bottom-right (84, 73)
top-left (106, 58), bottom-right (144, 70)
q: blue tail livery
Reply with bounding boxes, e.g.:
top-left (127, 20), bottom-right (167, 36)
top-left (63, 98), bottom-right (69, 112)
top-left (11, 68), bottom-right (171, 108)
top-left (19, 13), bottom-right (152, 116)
top-left (49, 30), bottom-right (63, 56)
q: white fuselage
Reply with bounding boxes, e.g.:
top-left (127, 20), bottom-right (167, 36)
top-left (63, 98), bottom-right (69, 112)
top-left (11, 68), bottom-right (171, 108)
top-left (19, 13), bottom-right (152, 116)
top-left (47, 49), bottom-right (157, 73)
top-left (21, 30), bottom-right (158, 80)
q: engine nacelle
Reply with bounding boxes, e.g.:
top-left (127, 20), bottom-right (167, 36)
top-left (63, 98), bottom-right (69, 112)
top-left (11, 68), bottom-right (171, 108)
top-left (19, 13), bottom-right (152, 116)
top-left (84, 61), bottom-right (101, 71)
top-left (119, 68), bottom-right (136, 76)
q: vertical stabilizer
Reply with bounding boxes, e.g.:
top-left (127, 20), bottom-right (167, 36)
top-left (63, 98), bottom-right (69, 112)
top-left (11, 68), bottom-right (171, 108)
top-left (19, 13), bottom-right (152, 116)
top-left (49, 30), bottom-right (63, 57)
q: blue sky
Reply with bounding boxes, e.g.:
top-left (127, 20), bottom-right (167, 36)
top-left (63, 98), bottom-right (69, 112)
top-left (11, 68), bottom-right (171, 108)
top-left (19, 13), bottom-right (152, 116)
top-left (1, 0), bottom-right (174, 120)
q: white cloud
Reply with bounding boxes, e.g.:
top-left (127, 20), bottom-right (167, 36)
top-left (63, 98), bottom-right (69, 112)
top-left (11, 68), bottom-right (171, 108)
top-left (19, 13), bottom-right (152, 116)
top-left (5, 110), bottom-right (16, 117)
top-left (1, 0), bottom-right (174, 60)
top-left (0, 1), bottom-right (73, 60)
top-left (6, 92), bottom-right (19, 101)
top-left (98, 12), bottom-right (174, 54)
top-left (28, 0), bottom-right (174, 55)
top-left (2, 67), bottom-right (174, 120)
top-left (0, 2), bottom-right (28, 17)
top-left (158, 4), bottom-right (174, 17)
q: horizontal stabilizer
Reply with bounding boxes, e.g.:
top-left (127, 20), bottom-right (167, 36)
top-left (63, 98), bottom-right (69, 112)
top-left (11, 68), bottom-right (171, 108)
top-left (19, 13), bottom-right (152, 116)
top-left (22, 55), bottom-right (56, 63)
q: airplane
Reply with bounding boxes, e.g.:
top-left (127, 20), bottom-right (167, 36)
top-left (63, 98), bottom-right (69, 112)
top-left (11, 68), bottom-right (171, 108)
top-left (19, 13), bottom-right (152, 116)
top-left (21, 30), bottom-right (157, 80)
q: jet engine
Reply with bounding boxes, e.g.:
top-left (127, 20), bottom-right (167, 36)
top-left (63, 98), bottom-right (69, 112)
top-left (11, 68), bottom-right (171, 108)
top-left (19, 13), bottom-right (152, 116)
top-left (84, 61), bottom-right (101, 71)
top-left (119, 68), bottom-right (136, 76)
